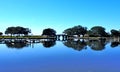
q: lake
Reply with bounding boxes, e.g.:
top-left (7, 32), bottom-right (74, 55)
top-left (0, 39), bottom-right (120, 72)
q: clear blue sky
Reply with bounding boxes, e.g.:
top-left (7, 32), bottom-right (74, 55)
top-left (0, 0), bottom-right (120, 35)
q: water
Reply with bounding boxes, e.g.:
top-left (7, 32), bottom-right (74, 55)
top-left (0, 39), bottom-right (120, 72)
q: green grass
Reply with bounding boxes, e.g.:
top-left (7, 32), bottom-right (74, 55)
top-left (0, 35), bottom-right (56, 39)
top-left (0, 35), bottom-right (111, 39)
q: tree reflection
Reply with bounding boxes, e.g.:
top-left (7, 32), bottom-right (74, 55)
top-left (63, 39), bottom-right (107, 51)
top-left (111, 42), bottom-right (120, 48)
top-left (63, 40), bottom-right (87, 51)
top-left (42, 39), bottom-right (56, 48)
top-left (5, 40), bottom-right (29, 49)
top-left (88, 40), bottom-right (106, 51)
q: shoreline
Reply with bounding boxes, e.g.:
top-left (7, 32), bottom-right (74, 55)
top-left (0, 36), bottom-right (119, 39)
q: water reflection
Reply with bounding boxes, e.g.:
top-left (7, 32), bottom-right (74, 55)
top-left (3, 39), bottom-right (56, 49)
top-left (5, 40), bottom-right (29, 49)
top-left (111, 42), bottom-right (120, 48)
top-left (0, 39), bottom-right (120, 50)
top-left (63, 40), bottom-right (87, 51)
top-left (63, 39), bottom-right (107, 51)
top-left (42, 39), bottom-right (56, 48)
top-left (88, 39), bottom-right (106, 51)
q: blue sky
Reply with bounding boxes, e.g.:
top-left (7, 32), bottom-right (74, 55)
top-left (0, 0), bottom-right (120, 35)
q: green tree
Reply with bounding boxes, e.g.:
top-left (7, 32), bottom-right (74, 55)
top-left (111, 29), bottom-right (120, 37)
top-left (63, 28), bottom-right (73, 35)
top-left (23, 28), bottom-right (31, 36)
top-left (63, 25), bottom-right (87, 37)
top-left (0, 32), bottom-right (3, 36)
top-left (5, 27), bottom-right (16, 36)
top-left (42, 28), bottom-right (56, 36)
top-left (5, 26), bottom-right (31, 36)
top-left (89, 26), bottom-right (106, 37)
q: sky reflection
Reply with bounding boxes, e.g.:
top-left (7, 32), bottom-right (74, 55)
top-left (0, 40), bottom-right (120, 72)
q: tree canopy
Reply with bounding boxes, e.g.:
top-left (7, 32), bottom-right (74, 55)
top-left (5, 26), bottom-right (31, 36)
top-left (0, 32), bottom-right (3, 36)
top-left (111, 29), bottom-right (120, 37)
top-left (0, 25), bottom-right (119, 37)
top-left (42, 28), bottom-right (56, 36)
top-left (63, 25), bottom-right (87, 37)
top-left (89, 26), bottom-right (107, 37)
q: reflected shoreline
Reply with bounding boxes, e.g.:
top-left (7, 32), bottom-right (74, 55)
top-left (0, 38), bottom-right (120, 51)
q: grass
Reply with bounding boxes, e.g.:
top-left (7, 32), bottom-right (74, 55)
top-left (0, 35), bottom-right (56, 39)
top-left (0, 35), bottom-right (113, 40)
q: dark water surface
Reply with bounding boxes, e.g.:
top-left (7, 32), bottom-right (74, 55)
top-left (0, 39), bottom-right (120, 72)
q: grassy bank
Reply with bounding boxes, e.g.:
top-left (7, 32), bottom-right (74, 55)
top-left (0, 35), bottom-right (112, 40)
top-left (0, 35), bottom-right (56, 39)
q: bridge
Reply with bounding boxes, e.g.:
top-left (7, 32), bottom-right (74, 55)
top-left (56, 34), bottom-right (73, 41)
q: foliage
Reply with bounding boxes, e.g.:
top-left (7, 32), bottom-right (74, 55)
top-left (5, 26), bottom-right (31, 36)
top-left (0, 32), bottom-right (3, 36)
top-left (42, 28), bottom-right (56, 36)
top-left (63, 25), bottom-right (87, 37)
top-left (111, 29), bottom-right (120, 37)
top-left (89, 26), bottom-right (107, 37)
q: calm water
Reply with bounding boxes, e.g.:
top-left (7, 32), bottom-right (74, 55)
top-left (0, 39), bottom-right (120, 72)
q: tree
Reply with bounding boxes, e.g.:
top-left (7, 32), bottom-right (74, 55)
top-left (5, 27), bottom-right (16, 36)
top-left (111, 29), bottom-right (120, 37)
top-left (89, 26), bottom-right (106, 37)
top-left (0, 32), bottom-right (3, 36)
top-left (63, 28), bottom-right (73, 35)
top-left (42, 28), bottom-right (56, 36)
top-left (63, 25), bottom-right (87, 37)
top-left (80, 27), bottom-right (87, 37)
top-left (23, 28), bottom-right (31, 36)
top-left (5, 26), bottom-right (31, 36)
top-left (72, 25), bottom-right (87, 37)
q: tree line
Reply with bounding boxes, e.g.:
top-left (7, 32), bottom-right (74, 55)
top-left (0, 25), bottom-right (120, 37)
top-left (63, 25), bottom-right (120, 37)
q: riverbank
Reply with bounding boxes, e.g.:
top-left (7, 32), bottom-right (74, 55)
top-left (0, 36), bottom-right (55, 39)
top-left (0, 35), bottom-right (117, 40)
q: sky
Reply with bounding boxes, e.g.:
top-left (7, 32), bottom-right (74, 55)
top-left (0, 0), bottom-right (120, 35)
